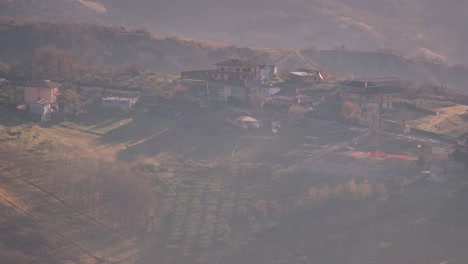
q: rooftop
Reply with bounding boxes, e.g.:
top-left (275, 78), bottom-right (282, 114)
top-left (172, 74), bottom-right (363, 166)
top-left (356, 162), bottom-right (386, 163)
top-left (290, 72), bottom-right (314, 77)
top-left (235, 116), bottom-right (259, 122)
top-left (215, 59), bottom-right (260, 67)
top-left (25, 80), bottom-right (61, 89)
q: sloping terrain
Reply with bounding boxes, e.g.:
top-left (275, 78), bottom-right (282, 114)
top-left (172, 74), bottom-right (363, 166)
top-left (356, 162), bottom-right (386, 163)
top-left (1, 21), bottom-right (468, 92)
top-left (1, 0), bottom-right (468, 66)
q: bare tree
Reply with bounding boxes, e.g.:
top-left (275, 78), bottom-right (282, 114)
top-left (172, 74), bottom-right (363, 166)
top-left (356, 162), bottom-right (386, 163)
top-left (249, 92), bottom-right (266, 108)
top-left (288, 105), bottom-right (307, 123)
top-left (365, 104), bottom-right (380, 130)
top-left (342, 101), bottom-right (362, 123)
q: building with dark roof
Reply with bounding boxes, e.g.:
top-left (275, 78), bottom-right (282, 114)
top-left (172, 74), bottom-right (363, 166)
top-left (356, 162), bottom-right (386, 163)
top-left (341, 80), bottom-right (398, 110)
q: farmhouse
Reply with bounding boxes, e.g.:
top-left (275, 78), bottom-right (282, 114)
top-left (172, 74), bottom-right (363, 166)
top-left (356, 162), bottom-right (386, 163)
top-left (181, 59), bottom-right (279, 104)
top-left (24, 80), bottom-right (60, 105)
top-left (102, 96), bottom-right (139, 109)
top-left (341, 80), bottom-right (397, 110)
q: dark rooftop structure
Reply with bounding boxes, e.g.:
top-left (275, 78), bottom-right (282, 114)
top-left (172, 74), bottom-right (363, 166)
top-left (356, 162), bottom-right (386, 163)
top-left (214, 59), bottom-right (260, 67)
top-left (342, 80), bottom-right (398, 94)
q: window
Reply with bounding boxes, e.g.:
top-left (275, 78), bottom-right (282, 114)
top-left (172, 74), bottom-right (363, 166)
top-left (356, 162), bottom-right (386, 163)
top-left (236, 68), bottom-right (240, 72)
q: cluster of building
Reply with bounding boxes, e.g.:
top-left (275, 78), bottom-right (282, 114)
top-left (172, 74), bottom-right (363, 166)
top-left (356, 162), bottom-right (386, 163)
top-left (182, 59), bottom-right (282, 104)
top-left (20, 60), bottom-right (399, 124)
top-left (181, 59), bottom-right (329, 106)
top-left (179, 59), bottom-right (405, 132)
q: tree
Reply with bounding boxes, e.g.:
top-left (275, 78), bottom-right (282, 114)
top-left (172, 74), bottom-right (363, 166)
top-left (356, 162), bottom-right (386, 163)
top-left (356, 180), bottom-right (372, 200)
top-left (397, 110), bottom-right (410, 126)
top-left (169, 85), bottom-right (189, 101)
top-left (364, 104), bottom-right (380, 130)
top-left (255, 200), bottom-right (269, 218)
top-left (417, 153), bottom-right (428, 169)
top-left (0, 63), bottom-right (10, 75)
top-left (342, 101), bottom-right (362, 123)
top-left (288, 105), bottom-right (306, 123)
top-left (59, 88), bottom-right (83, 116)
top-left (449, 147), bottom-right (468, 168)
top-left (250, 92), bottom-right (266, 108)
top-left (0, 83), bottom-right (21, 107)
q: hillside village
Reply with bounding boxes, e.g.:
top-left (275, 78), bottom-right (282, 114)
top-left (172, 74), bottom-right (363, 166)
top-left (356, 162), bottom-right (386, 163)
top-left (1, 51), bottom-right (468, 261)
top-left (2, 50), bottom-right (468, 264)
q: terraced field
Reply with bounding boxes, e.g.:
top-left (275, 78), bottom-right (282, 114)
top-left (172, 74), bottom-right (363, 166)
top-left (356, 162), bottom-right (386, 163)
top-left (0, 158), bottom-right (139, 263)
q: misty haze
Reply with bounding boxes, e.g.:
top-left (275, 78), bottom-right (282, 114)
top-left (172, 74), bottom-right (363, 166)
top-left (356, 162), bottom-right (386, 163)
top-left (0, 1), bottom-right (467, 264)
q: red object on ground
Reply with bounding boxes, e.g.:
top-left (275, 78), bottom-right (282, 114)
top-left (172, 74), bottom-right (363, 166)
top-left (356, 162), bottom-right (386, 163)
top-left (367, 151), bottom-right (385, 158)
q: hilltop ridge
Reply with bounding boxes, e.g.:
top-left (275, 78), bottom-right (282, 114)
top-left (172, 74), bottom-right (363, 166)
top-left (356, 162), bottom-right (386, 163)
top-left (1, 0), bottom-right (468, 66)
top-left (1, 21), bottom-right (468, 92)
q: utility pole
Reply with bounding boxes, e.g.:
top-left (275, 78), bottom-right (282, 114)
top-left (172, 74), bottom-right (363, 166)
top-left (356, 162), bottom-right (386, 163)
top-left (149, 215), bottom-right (154, 247)
top-left (206, 81), bottom-right (211, 113)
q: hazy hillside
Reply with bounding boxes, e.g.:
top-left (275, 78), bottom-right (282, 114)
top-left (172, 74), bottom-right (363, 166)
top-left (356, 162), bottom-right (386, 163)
top-left (1, 0), bottom-right (468, 66)
top-left (1, 21), bottom-right (468, 92)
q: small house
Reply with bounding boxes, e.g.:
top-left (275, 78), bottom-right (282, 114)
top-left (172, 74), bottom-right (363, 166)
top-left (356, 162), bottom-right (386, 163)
top-left (233, 116), bottom-right (261, 129)
top-left (24, 80), bottom-right (60, 105)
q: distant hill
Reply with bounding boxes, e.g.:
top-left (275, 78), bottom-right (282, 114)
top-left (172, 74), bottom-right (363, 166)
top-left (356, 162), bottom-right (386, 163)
top-left (0, 21), bottom-right (468, 92)
top-left (1, 0), bottom-right (468, 66)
